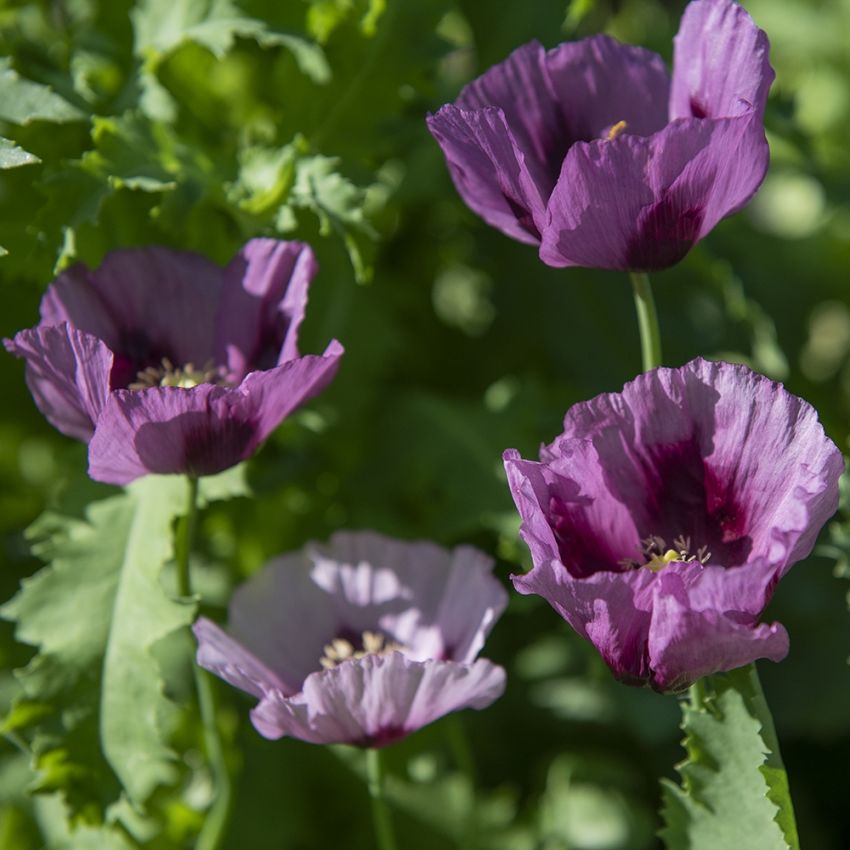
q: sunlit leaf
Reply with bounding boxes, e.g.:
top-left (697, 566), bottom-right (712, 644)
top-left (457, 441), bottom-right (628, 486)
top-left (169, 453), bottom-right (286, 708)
top-left (661, 667), bottom-right (799, 850)
top-left (0, 59), bottom-right (85, 124)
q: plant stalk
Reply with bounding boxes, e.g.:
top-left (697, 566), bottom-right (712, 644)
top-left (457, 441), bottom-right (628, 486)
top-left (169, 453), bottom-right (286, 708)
top-left (366, 747), bottom-right (398, 850)
top-left (177, 476), bottom-right (233, 850)
top-left (630, 271), bottom-right (663, 371)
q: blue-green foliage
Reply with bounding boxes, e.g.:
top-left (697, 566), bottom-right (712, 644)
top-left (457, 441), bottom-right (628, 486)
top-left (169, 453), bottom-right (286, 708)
top-left (2, 0), bottom-right (850, 847)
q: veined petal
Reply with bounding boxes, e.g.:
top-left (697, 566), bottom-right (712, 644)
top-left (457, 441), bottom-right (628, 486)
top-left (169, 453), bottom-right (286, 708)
top-left (238, 339), bottom-right (344, 443)
top-left (427, 105), bottom-right (549, 243)
top-left (540, 115), bottom-right (769, 271)
top-left (4, 324), bottom-right (113, 441)
top-left (671, 0), bottom-right (774, 120)
top-left (672, 359), bottom-right (844, 574)
top-left (87, 384), bottom-right (257, 484)
top-left (306, 531), bottom-right (507, 664)
top-left (227, 549), bottom-right (340, 693)
top-left (217, 239), bottom-right (318, 380)
top-left (544, 35), bottom-right (670, 142)
top-left (42, 247), bottom-right (223, 372)
top-left (193, 617), bottom-right (291, 699)
top-left (512, 559), bottom-right (655, 684)
top-left (504, 446), bottom-right (640, 579)
top-left (503, 358), bottom-right (841, 690)
top-left (250, 654), bottom-right (505, 746)
top-left (456, 41), bottom-right (566, 186)
top-left (647, 566), bottom-right (788, 692)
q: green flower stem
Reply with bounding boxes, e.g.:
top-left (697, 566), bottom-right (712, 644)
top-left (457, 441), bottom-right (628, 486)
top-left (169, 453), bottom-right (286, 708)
top-left (176, 476), bottom-right (233, 850)
top-left (175, 476), bottom-right (199, 598)
top-left (366, 747), bottom-right (398, 850)
top-left (688, 678), bottom-right (707, 711)
top-left (446, 715), bottom-right (478, 849)
top-left (629, 271), bottom-right (663, 372)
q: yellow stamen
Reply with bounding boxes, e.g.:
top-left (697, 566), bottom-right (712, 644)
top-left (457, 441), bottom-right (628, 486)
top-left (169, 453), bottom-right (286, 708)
top-left (318, 630), bottom-right (405, 670)
top-left (606, 120), bottom-right (628, 141)
top-left (128, 357), bottom-right (224, 391)
top-left (645, 549), bottom-right (681, 572)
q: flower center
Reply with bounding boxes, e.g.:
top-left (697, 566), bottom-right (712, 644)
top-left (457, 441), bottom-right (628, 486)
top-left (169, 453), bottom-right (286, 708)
top-left (128, 357), bottom-right (227, 391)
top-left (319, 630), bottom-right (405, 670)
top-left (619, 535), bottom-right (711, 572)
top-left (606, 120), bottom-right (628, 141)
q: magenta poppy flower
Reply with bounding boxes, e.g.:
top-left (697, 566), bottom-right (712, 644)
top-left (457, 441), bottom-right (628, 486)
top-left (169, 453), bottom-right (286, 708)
top-left (4, 239), bottom-right (343, 484)
top-left (193, 531), bottom-right (507, 747)
top-left (427, 0), bottom-right (773, 271)
top-left (503, 359), bottom-right (842, 692)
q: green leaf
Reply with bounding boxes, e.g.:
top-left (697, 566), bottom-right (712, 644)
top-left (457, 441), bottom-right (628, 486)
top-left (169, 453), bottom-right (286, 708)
top-left (0, 59), bottom-right (85, 125)
top-left (0, 138), bottom-right (39, 169)
top-left (82, 114), bottom-right (179, 192)
top-left (97, 477), bottom-right (193, 808)
top-left (2, 477), bottom-right (191, 813)
top-left (286, 153), bottom-right (378, 282)
top-left (33, 795), bottom-right (135, 850)
top-left (231, 143), bottom-right (298, 217)
top-left (132, 0), bottom-right (330, 83)
top-left (306, 0), bottom-right (386, 42)
top-left (660, 666), bottom-right (799, 850)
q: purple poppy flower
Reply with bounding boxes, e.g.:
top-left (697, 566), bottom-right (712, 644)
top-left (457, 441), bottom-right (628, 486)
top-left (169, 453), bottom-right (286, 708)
top-left (4, 239), bottom-right (343, 484)
top-left (193, 531), bottom-right (507, 747)
top-left (503, 358), bottom-right (842, 692)
top-left (427, 0), bottom-right (773, 271)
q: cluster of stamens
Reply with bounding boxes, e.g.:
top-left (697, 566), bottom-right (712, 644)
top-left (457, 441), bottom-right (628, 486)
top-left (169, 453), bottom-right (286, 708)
top-left (128, 357), bottom-right (226, 391)
top-left (619, 534), bottom-right (711, 572)
top-left (319, 630), bottom-right (405, 670)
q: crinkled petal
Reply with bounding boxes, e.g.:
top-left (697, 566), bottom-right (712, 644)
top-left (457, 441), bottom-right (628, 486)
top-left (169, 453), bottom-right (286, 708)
top-left (544, 35), bottom-right (670, 142)
top-left (306, 531), bottom-right (507, 664)
top-left (4, 324), bottom-right (113, 441)
top-left (193, 617), bottom-right (291, 699)
top-left (88, 342), bottom-right (343, 484)
top-left (227, 549), bottom-right (339, 692)
top-left (512, 558), bottom-right (655, 684)
top-left (455, 41), bottom-right (566, 187)
top-left (42, 247), bottom-right (223, 370)
top-left (427, 104), bottom-right (548, 243)
top-left (216, 239), bottom-right (317, 380)
top-left (505, 449), bottom-right (654, 682)
top-left (39, 264), bottom-right (120, 351)
top-left (647, 566), bottom-right (788, 692)
top-left (551, 359), bottom-right (842, 572)
top-left (250, 654), bottom-right (506, 745)
top-left (87, 384), bottom-right (258, 484)
top-left (239, 339), bottom-right (343, 443)
top-left (671, 359), bottom-right (843, 574)
top-left (503, 448), bottom-right (640, 578)
top-left (540, 115), bottom-right (769, 271)
top-left (224, 530), bottom-right (506, 691)
top-left (671, 0), bottom-right (774, 120)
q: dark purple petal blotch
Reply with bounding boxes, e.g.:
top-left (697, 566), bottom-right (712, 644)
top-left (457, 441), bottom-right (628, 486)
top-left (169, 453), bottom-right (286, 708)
top-left (427, 0), bottom-right (774, 272)
top-left (4, 239), bottom-right (343, 484)
top-left (503, 358), bottom-right (843, 692)
top-left (193, 531), bottom-right (508, 747)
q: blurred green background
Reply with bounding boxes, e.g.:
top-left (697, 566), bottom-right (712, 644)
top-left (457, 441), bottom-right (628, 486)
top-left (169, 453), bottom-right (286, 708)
top-left (1, 0), bottom-right (850, 847)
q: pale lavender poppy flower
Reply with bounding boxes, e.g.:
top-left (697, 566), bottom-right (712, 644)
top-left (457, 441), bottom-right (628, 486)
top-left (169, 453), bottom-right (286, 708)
top-left (193, 531), bottom-right (507, 747)
top-left (4, 239), bottom-right (343, 484)
top-left (427, 0), bottom-right (773, 271)
top-left (503, 359), bottom-right (842, 692)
